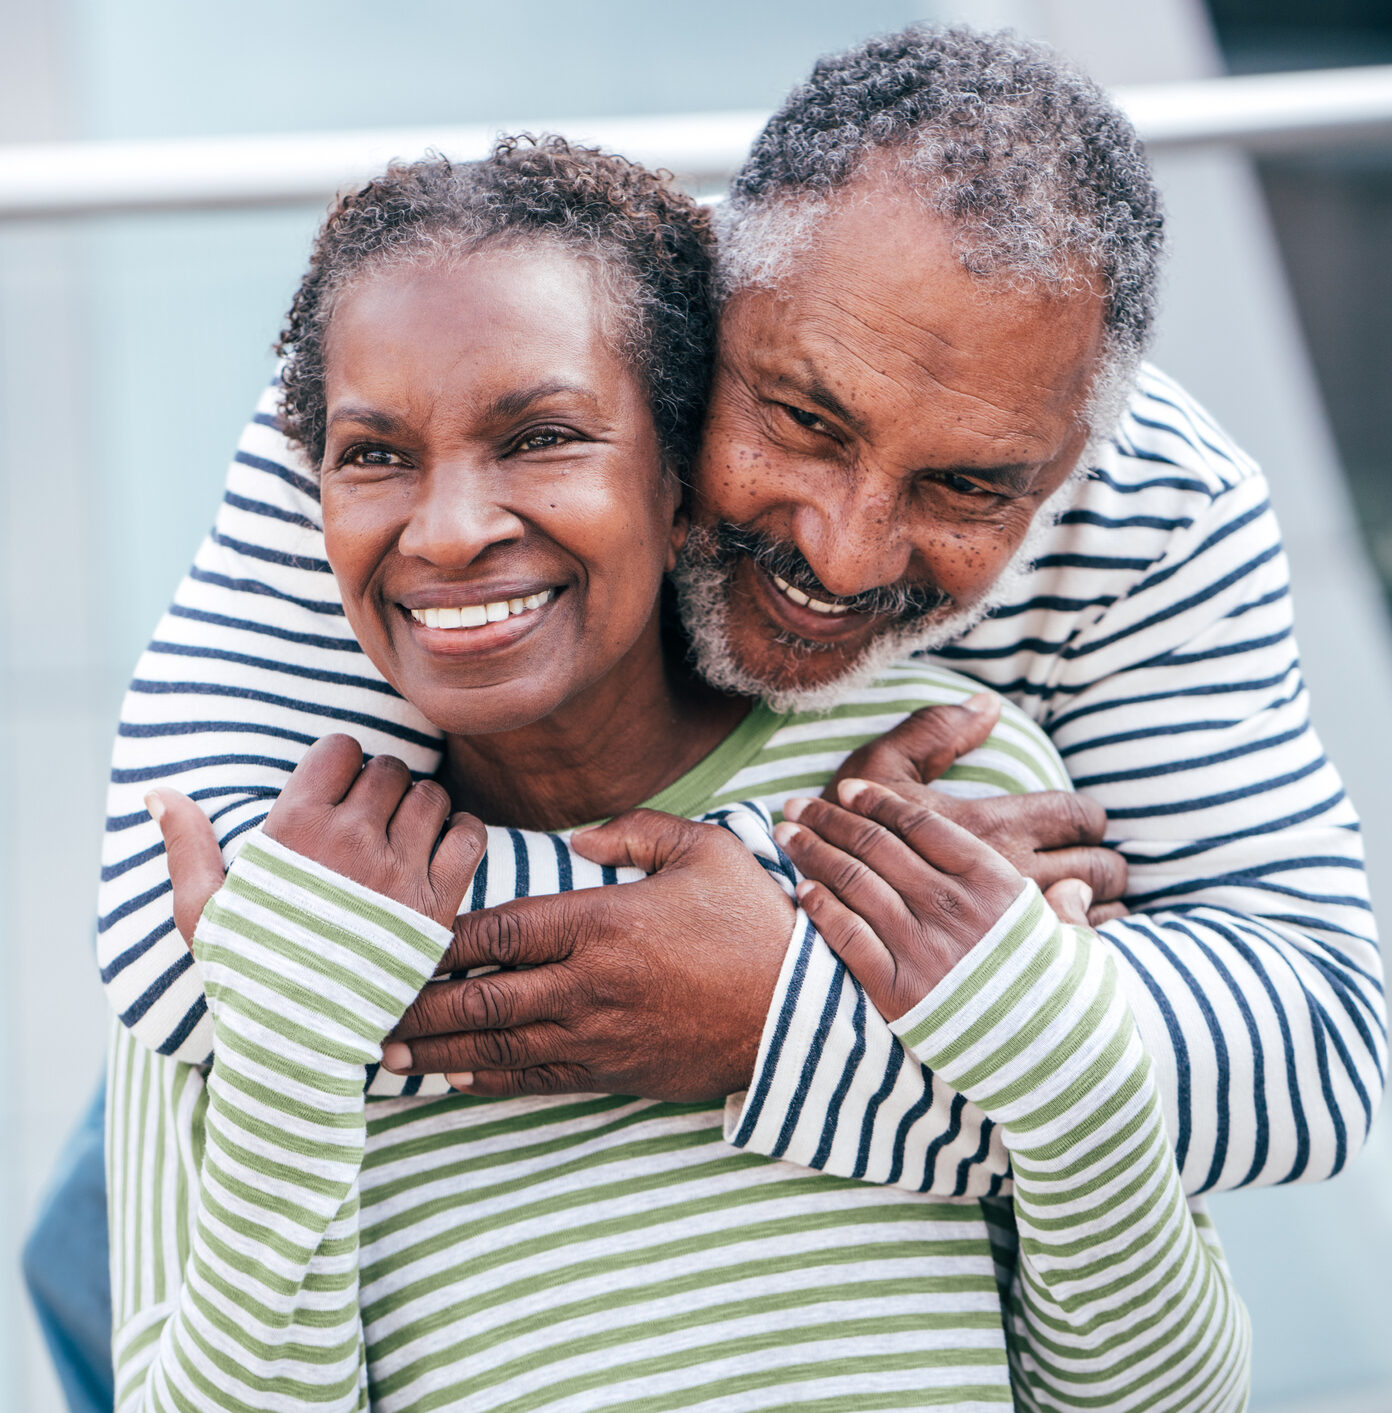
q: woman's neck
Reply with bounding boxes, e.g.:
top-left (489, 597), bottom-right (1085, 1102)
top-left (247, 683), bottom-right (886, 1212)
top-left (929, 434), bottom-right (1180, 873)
top-left (438, 620), bottom-right (750, 831)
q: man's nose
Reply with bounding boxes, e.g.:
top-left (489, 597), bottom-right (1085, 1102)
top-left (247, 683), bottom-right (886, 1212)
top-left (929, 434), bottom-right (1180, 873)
top-left (790, 484), bottom-right (912, 598)
top-left (396, 462), bottom-right (526, 565)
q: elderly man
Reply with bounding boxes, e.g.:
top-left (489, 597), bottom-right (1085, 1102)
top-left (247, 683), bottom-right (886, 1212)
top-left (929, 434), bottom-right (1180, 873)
top-left (30, 21), bottom-right (1379, 1413)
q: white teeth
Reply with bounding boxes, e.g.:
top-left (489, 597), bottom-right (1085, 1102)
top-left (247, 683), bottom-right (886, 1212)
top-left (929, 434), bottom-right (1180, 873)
top-left (408, 590), bottom-right (553, 630)
top-left (773, 571), bottom-right (849, 616)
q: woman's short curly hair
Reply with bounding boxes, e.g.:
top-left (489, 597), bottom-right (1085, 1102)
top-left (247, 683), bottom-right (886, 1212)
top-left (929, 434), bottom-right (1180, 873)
top-left (277, 135), bottom-right (716, 477)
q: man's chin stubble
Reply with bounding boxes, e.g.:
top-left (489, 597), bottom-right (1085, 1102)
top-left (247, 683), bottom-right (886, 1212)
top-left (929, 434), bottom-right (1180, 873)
top-left (670, 472), bottom-right (1084, 715)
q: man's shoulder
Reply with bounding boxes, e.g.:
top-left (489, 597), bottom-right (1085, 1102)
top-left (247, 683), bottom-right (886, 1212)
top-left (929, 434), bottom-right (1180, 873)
top-left (1096, 363), bottom-right (1263, 506)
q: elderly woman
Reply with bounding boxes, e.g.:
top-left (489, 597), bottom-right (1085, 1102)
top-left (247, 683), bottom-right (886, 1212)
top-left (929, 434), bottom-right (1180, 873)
top-left (110, 137), bottom-right (1247, 1411)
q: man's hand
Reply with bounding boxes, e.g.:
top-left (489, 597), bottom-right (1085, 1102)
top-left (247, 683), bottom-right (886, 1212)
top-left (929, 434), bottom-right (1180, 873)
top-left (827, 693), bottom-right (1128, 925)
top-left (382, 809), bottom-right (796, 1102)
top-left (148, 734), bottom-right (485, 941)
top-left (773, 779), bottom-right (1027, 1021)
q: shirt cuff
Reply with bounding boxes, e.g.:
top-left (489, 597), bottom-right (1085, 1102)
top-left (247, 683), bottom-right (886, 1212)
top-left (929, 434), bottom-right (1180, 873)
top-left (193, 830), bottom-right (454, 1063)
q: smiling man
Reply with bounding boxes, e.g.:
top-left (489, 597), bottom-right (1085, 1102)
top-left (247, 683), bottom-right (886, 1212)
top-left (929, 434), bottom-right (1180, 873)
top-left (38, 26), bottom-right (1383, 1408)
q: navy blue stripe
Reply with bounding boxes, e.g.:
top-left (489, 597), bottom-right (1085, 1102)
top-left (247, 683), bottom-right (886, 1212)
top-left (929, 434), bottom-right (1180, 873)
top-left (853, 1042), bottom-right (905, 1181)
top-left (507, 829), bottom-right (530, 898)
top-left (919, 1092), bottom-right (967, 1194)
top-left (222, 490), bottom-right (320, 532)
top-left (155, 991), bottom-right (208, 1056)
top-left (810, 985), bottom-right (867, 1171)
top-left (887, 1082), bottom-right (934, 1190)
top-left (731, 918), bottom-right (816, 1147)
top-left (146, 640), bottom-right (398, 695)
top-left (168, 603), bottom-right (362, 654)
top-left (126, 679), bottom-right (441, 752)
top-left (188, 565), bottom-right (344, 617)
top-left (211, 529), bottom-right (331, 572)
top-left (1104, 755), bottom-right (1329, 821)
top-left (770, 958), bottom-right (847, 1160)
top-left (1070, 721), bottom-right (1309, 790)
top-left (469, 852), bottom-right (489, 912)
top-left (233, 448), bottom-right (319, 501)
top-left (550, 834), bottom-right (573, 893)
top-left (1105, 922), bottom-right (1192, 1173)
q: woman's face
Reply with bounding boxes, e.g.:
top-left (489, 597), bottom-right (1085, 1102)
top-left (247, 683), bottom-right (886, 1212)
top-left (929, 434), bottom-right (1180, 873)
top-left (319, 247), bottom-right (683, 738)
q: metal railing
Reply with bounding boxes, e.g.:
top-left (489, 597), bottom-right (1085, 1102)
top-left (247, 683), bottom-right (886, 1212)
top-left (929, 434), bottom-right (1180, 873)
top-left (1, 64), bottom-right (1390, 221)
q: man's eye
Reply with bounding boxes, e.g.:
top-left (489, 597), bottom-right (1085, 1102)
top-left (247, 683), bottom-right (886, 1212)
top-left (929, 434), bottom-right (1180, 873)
top-left (782, 404), bottom-right (830, 434)
top-left (940, 472), bottom-right (990, 497)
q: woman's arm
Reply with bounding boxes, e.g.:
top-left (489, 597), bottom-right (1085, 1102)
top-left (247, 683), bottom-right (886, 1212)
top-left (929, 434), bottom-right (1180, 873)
top-left (781, 783), bottom-right (1251, 1410)
top-left (107, 744), bottom-right (476, 1410)
top-left (97, 379), bottom-right (443, 1064)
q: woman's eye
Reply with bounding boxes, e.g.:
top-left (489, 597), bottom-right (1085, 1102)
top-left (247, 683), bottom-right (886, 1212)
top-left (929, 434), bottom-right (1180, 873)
top-left (343, 445), bottom-right (405, 469)
top-left (513, 428), bottom-right (576, 453)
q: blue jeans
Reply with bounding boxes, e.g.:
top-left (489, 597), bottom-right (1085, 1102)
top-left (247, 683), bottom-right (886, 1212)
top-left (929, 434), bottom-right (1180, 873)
top-left (23, 1079), bottom-right (114, 1413)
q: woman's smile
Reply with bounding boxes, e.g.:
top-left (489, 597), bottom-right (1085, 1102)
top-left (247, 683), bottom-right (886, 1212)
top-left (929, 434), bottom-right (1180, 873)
top-left (397, 586), bottom-right (561, 656)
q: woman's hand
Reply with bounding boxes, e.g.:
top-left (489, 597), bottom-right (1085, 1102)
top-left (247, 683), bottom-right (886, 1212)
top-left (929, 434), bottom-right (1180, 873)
top-left (772, 778), bottom-right (1031, 1022)
top-left (147, 733), bottom-right (484, 941)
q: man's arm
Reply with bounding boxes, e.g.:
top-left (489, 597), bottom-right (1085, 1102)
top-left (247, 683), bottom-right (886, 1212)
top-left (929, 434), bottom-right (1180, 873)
top-left (97, 380), bottom-right (443, 1062)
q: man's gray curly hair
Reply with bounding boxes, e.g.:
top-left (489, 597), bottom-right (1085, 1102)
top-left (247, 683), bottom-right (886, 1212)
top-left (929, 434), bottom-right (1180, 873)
top-left (717, 24), bottom-right (1165, 429)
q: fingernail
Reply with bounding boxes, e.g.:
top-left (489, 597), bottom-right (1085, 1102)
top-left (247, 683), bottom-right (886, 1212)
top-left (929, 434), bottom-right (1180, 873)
top-left (144, 791), bottom-right (165, 823)
top-left (382, 1042), bottom-right (412, 1072)
top-left (783, 797), bottom-right (811, 822)
top-left (447, 1072), bottom-right (474, 1089)
top-left (772, 821), bottom-right (800, 848)
top-left (1077, 882), bottom-right (1094, 911)
top-left (964, 692), bottom-right (997, 713)
top-left (794, 880), bottom-right (814, 903)
top-left (837, 777), bottom-right (870, 807)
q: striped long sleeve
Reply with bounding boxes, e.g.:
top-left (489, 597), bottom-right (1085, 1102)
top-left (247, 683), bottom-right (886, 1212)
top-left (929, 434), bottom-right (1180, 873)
top-left (107, 832), bottom-right (451, 1411)
top-left (893, 884), bottom-right (1251, 1410)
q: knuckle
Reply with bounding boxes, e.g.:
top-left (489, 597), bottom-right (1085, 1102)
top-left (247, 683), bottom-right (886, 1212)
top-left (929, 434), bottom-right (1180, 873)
top-left (412, 778), bottom-right (450, 810)
top-left (474, 1026), bottom-right (523, 1068)
top-left (828, 855), bottom-right (872, 897)
top-left (486, 911), bottom-right (527, 968)
top-left (462, 977), bottom-right (512, 1030)
top-left (931, 885), bottom-right (963, 918)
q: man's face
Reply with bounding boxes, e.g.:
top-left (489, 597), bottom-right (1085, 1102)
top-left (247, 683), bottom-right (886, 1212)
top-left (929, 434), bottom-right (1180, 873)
top-left (685, 180), bottom-right (1107, 705)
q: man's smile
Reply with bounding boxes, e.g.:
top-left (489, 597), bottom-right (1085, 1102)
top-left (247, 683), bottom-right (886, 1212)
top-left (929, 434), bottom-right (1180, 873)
top-left (745, 557), bottom-right (886, 646)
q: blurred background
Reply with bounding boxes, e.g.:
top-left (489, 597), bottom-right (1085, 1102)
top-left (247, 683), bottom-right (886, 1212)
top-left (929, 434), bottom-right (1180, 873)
top-left (2, 0), bottom-right (1390, 1407)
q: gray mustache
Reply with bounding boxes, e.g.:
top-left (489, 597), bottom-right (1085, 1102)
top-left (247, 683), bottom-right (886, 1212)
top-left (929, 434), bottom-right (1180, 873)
top-left (697, 523), bottom-right (949, 622)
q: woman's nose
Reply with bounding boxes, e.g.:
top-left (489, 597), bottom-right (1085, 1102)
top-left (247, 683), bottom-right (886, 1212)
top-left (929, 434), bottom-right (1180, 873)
top-left (396, 462), bottom-right (526, 566)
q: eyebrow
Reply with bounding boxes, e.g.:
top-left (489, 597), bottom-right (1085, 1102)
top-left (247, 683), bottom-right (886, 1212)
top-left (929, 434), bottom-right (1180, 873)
top-left (326, 382), bottom-right (600, 436)
top-left (486, 381), bottom-right (599, 421)
top-left (325, 404), bottom-right (404, 435)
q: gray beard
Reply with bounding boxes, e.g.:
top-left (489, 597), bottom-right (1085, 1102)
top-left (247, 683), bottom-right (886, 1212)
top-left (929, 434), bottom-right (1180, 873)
top-left (671, 469), bottom-right (1086, 715)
